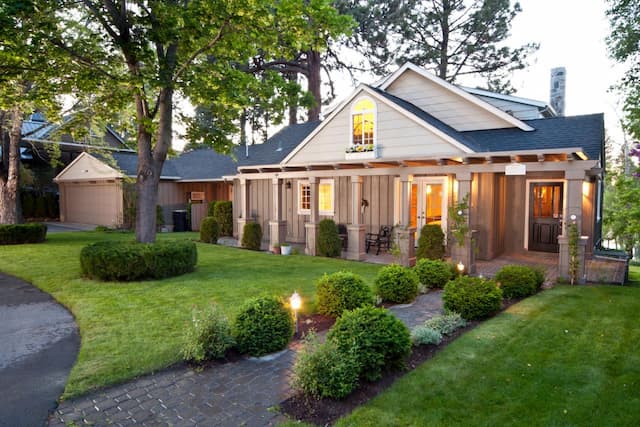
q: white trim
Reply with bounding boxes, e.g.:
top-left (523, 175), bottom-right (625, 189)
top-left (413, 177), bottom-right (449, 238)
top-left (318, 178), bottom-right (335, 216)
top-left (524, 179), bottom-right (567, 250)
top-left (349, 96), bottom-right (378, 149)
top-left (54, 152), bottom-right (124, 182)
top-left (376, 63), bottom-right (534, 132)
top-left (297, 180), bottom-right (311, 215)
top-left (461, 86), bottom-right (549, 109)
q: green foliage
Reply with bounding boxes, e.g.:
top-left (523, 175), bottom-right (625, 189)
top-left (34, 196), bottom-right (47, 218)
top-left (567, 222), bottom-right (580, 285)
top-left (416, 224), bottom-right (445, 260)
top-left (422, 313), bottom-right (467, 336)
top-left (316, 271), bottom-right (373, 317)
top-left (213, 201), bottom-right (233, 236)
top-left (374, 264), bottom-right (419, 304)
top-left (292, 332), bottom-right (359, 399)
top-left (200, 217), bottom-right (219, 244)
top-left (0, 223), bottom-right (47, 244)
top-left (603, 172), bottom-right (640, 257)
top-left (241, 222), bottom-right (262, 251)
top-left (45, 193), bottom-right (58, 218)
top-left (495, 265), bottom-right (539, 298)
top-left (410, 326), bottom-right (442, 346)
top-left (414, 258), bottom-right (453, 289)
top-left (20, 192), bottom-right (35, 219)
top-left (207, 201), bottom-right (219, 217)
top-left (233, 295), bottom-right (294, 357)
top-left (317, 219), bottom-right (342, 257)
top-left (443, 276), bottom-right (502, 320)
top-left (328, 306), bottom-right (411, 381)
top-left (80, 241), bottom-right (197, 281)
top-left (182, 304), bottom-right (234, 362)
top-left (156, 205), bottom-right (165, 228)
top-left (448, 194), bottom-right (470, 247)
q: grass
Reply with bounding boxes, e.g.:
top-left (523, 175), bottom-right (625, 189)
top-left (628, 264), bottom-right (640, 286)
top-left (337, 284), bottom-right (640, 426)
top-left (0, 231), bottom-right (381, 398)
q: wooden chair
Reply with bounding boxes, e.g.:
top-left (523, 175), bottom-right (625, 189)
top-left (337, 223), bottom-right (348, 250)
top-left (365, 226), bottom-right (392, 255)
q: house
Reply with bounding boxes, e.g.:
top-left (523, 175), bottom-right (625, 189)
top-left (227, 63), bottom-right (605, 282)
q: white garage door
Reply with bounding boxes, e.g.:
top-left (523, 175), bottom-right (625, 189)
top-left (62, 182), bottom-right (123, 226)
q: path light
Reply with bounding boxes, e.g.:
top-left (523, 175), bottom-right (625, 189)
top-left (290, 291), bottom-right (302, 336)
top-left (570, 214), bottom-right (577, 222)
top-left (457, 261), bottom-right (465, 275)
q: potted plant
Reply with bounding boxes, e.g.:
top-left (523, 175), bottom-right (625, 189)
top-left (281, 242), bottom-right (292, 256)
top-left (272, 242), bottom-right (281, 255)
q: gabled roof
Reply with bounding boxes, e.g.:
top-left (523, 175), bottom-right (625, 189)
top-left (462, 86), bottom-right (557, 118)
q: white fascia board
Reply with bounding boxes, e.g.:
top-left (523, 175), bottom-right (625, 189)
top-left (377, 62), bottom-right (535, 132)
top-left (462, 86), bottom-right (548, 108)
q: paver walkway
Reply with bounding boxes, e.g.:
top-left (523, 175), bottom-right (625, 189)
top-left (50, 292), bottom-right (443, 427)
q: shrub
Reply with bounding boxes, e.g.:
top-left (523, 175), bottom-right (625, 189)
top-left (410, 326), bottom-right (442, 346)
top-left (241, 222), bottom-right (262, 250)
top-left (45, 193), bottom-right (58, 218)
top-left (532, 266), bottom-right (546, 288)
top-left (21, 192), bottom-right (35, 218)
top-left (292, 333), bottom-right (359, 399)
top-left (416, 224), bottom-right (445, 260)
top-left (328, 306), bottom-right (411, 381)
top-left (80, 240), bottom-right (197, 281)
top-left (422, 313), bottom-right (467, 336)
top-left (414, 259), bottom-right (453, 289)
top-left (374, 264), bottom-right (419, 304)
top-left (443, 276), bottom-right (502, 320)
top-left (233, 295), bottom-right (294, 357)
top-left (200, 217), bottom-right (219, 244)
top-left (317, 219), bottom-right (342, 257)
top-left (207, 200), bottom-right (219, 217)
top-left (316, 271), bottom-right (373, 317)
top-left (182, 304), bottom-right (234, 362)
top-left (495, 265), bottom-right (539, 299)
top-left (156, 205), bottom-right (165, 228)
top-left (213, 201), bottom-right (233, 236)
top-left (34, 196), bottom-right (47, 218)
top-left (0, 223), bottom-right (47, 245)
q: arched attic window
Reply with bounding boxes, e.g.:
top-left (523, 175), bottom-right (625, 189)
top-left (350, 97), bottom-right (376, 148)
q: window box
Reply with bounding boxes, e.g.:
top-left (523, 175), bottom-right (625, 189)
top-left (345, 149), bottom-right (377, 160)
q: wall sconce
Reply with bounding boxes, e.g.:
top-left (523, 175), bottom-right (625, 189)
top-left (286, 181), bottom-right (292, 190)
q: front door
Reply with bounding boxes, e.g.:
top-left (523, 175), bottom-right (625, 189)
top-left (529, 182), bottom-right (563, 253)
top-left (411, 177), bottom-right (448, 241)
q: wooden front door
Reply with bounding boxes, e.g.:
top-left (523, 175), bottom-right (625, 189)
top-left (529, 182), bottom-right (563, 253)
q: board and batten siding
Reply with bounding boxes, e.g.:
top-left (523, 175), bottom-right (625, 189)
top-left (385, 69), bottom-right (514, 131)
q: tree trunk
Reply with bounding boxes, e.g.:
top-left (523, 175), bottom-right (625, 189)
top-left (287, 72), bottom-right (298, 125)
top-left (438, 0), bottom-right (451, 80)
top-left (0, 109), bottom-right (22, 224)
top-left (306, 50), bottom-right (322, 122)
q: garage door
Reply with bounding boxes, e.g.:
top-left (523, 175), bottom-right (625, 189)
top-left (62, 182), bottom-right (123, 226)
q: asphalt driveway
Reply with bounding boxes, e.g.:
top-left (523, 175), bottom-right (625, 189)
top-left (0, 273), bottom-right (79, 427)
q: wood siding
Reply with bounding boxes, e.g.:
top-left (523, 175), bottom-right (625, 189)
top-left (474, 95), bottom-right (544, 120)
top-left (59, 180), bottom-right (123, 226)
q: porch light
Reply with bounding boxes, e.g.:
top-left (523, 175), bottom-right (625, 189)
top-left (290, 291), bottom-right (302, 335)
top-left (457, 261), bottom-right (465, 274)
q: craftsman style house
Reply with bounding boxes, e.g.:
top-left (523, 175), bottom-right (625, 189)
top-left (230, 63), bottom-right (605, 280)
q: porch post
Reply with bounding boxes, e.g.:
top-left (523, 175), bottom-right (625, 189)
top-left (397, 173), bottom-right (416, 267)
top-left (305, 177), bottom-right (319, 255)
top-left (269, 178), bottom-right (287, 252)
top-left (451, 172), bottom-right (476, 274)
top-left (558, 170), bottom-right (588, 283)
top-left (347, 176), bottom-right (366, 260)
top-left (237, 178), bottom-right (250, 245)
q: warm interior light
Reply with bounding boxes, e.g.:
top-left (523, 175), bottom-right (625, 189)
top-left (582, 181), bottom-right (590, 196)
top-left (457, 261), bottom-right (465, 273)
top-left (426, 184), bottom-right (432, 194)
top-left (290, 291), bottom-right (302, 311)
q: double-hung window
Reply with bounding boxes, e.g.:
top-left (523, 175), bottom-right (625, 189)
top-left (298, 179), bottom-right (335, 216)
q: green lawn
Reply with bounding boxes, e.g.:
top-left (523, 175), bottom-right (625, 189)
top-left (337, 284), bottom-right (640, 426)
top-left (0, 231), bottom-right (381, 398)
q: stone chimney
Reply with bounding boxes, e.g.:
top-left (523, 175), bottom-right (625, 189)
top-left (550, 67), bottom-right (566, 116)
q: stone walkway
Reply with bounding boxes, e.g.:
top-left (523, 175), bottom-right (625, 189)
top-left (49, 292), bottom-right (444, 427)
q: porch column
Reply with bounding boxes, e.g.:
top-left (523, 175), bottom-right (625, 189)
top-left (558, 170), bottom-right (588, 283)
top-left (347, 176), bottom-right (366, 260)
top-left (305, 177), bottom-right (319, 256)
top-left (451, 172), bottom-right (476, 274)
top-left (237, 178), bottom-right (250, 245)
top-left (269, 178), bottom-right (287, 252)
top-left (397, 173), bottom-right (416, 267)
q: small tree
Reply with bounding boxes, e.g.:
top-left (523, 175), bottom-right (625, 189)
top-left (416, 224), bottom-right (445, 260)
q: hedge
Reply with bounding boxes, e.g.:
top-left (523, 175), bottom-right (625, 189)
top-left (317, 219), bottom-right (342, 257)
top-left (443, 276), bottom-right (502, 320)
top-left (200, 217), bottom-right (219, 244)
top-left (80, 240), bottom-right (197, 281)
top-left (416, 224), bottom-right (445, 260)
top-left (213, 201), bottom-right (233, 236)
top-left (241, 223), bottom-right (262, 250)
top-left (0, 223), bottom-right (47, 245)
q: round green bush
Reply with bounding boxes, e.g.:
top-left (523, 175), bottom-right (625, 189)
top-left (316, 271), bottom-right (373, 317)
top-left (328, 306), bottom-right (411, 381)
top-left (80, 240), bottom-right (197, 281)
top-left (207, 200), bottom-right (219, 217)
top-left (241, 222), bottom-right (262, 250)
top-left (443, 276), bottom-right (503, 320)
top-left (233, 295), bottom-right (294, 357)
top-left (374, 264), bottom-right (419, 304)
top-left (213, 201), bottom-right (233, 236)
top-left (495, 265), bottom-right (539, 299)
top-left (0, 223), bottom-right (47, 244)
top-left (531, 266), bottom-right (546, 288)
top-left (416, 224), bottom-right (445, 260)
top-left (414, 259), bottom-right (453, 289)
top-left (182, 304), bottom-right (234, 362)
top-left (317, 219), bottom-right (342, 257)
top-left (200, 217), bottom-right (219, 244)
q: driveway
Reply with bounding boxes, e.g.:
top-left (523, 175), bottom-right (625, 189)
top-left (44, 221), bottom-right (96, 233)
top-left (0, 273), bottom-right (79, 427)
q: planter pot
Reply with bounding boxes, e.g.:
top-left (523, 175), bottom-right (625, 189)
top-left (281, 245), bottom-right (292, 256)
top-left (272, 247), bottom-right (281, 255)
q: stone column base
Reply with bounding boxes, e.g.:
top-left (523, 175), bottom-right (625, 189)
top-left (269, 220), bottom-right (287, 252)
top-left (450, 230), bottom-right (477, 275)
top-left (558, 235), bottom-right (588, 284)
top-left (396, 227), bottom-right (416, 267)
top-left (305, 222), bottom-right (319, 256)
top-left (237, 218), bottom-right (248, 247)
top-left (346, 224), bottom-right (366, 261)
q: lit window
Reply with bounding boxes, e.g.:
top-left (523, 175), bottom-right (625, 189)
top-left (351, 97), bottom-right (376, 147)
top-left (297, 179), bottom-right (335, 216)
top-left (298, 181), bottom-right (311, 214)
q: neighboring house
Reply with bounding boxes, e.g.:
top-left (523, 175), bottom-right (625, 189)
top-left (227, 63), bottom-right (605, 281)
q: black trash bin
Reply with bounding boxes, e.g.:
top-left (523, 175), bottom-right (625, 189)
top-left (172, 210), bottom-right (188, 232)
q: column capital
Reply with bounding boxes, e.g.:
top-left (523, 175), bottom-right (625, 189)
top-left (309, 176), bottom-right (318, 184)
top-left (272, 177), bottom-right (280, 185)
top-left (565, 170), bottom-right (587, 180)
top-left (399, 173), bottom-right (413, 182)
top-left (456, 171), bottom-right (472, 181)
top-left (351, 175), bottom-right (363, 184)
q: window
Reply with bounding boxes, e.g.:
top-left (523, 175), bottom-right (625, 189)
top-left (351, 97), bottom-right (376, 147)
top-left (298, 181), bottom-right (311, 214)
top-left (297, 179), bottom-right (335, 216)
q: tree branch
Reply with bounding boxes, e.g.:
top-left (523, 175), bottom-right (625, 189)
top-left (172, 20), bottom-right (230, 83)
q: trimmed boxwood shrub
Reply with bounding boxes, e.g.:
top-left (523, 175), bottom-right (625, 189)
top-left (317, 219), bottom-right (342, 257)
top-left (316, 271), bottom-right (373, 317)
top-left (414, 258), bottom-right (453, 289)
top-left (0, 223), bottom-right (47, 244)
top-left (182, 303), bottom-right (234, 362)
top-left (213, 201), bottom-right (233, 236)
top-left (495, 265), bottom-right (539, 299)
top-left (328, 306), bottom-right (411, 381)
top-left (416, 224), bottom-right (445, 260)
top-left (443, 276), bottom-right (502, 320)
top-left (532, 266), bottom-right (546, 288)
top-left (241, 222), bottom-right (262, 250)
top-left (374, 264), bottom-right (419, 304)
top-left (207, 200), bottom-right (218, 217)
top-left (200, 217), bottom-right (219, 244)
top-left (80, 240), bottom-right (197, 281)
top-left (233, 295), bottom-right (294, 357)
